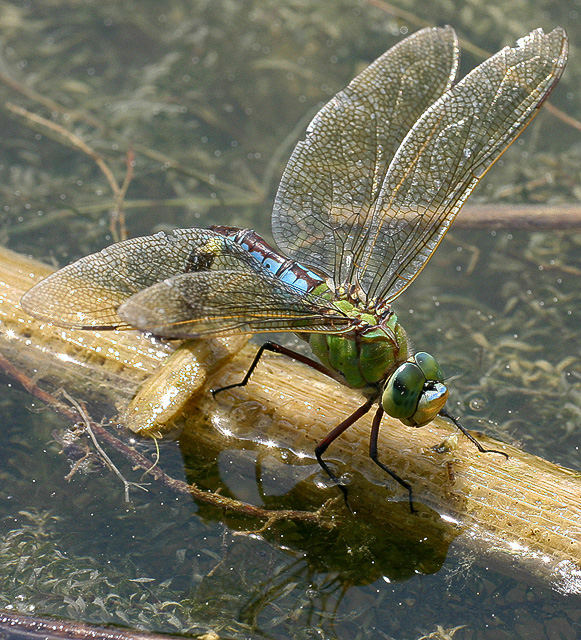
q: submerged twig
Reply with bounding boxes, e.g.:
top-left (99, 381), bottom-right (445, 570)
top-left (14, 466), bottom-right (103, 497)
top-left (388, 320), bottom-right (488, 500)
top-left (109, 149), bottom-right (135, 241)
top-left (8, 201), bottom-right (580, 241)
top-left (0, 610), bottom-right (184, 640)
top-left (6, 102), bottom-right (119, 195)
top-left (0, 70), bottom-right (103, 130)
top-left (455, 203), bottom-right (581, 230)
top-left (61, 390), bottom-right (147, 502)
top-left (544, 102), bottom-right (581, 132)
top-left (0, 351), bottom-right (334, 529)
top-left (5, 102), bottom-right (131, 242)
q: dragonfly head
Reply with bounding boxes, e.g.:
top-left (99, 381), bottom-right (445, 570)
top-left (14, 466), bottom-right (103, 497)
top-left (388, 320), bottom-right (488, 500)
top-left (382, 352), bottom-right (449, 427)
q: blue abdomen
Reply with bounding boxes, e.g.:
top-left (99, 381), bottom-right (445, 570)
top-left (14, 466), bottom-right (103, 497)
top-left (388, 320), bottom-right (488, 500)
top-left (211, 225), bottom-right (325, 294)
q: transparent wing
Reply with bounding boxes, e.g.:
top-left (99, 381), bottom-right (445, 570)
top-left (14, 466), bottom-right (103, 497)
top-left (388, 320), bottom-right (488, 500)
top-left (21, 227), bottom-right (349, 335)
top-left (272, 26), bottom-right (458, 285)
top-left (118, 270), bottom-right (350, 339)
top-left (21, 228), bottom-right (241, 328)
top-left (359, 27), bottom-right (568, 301)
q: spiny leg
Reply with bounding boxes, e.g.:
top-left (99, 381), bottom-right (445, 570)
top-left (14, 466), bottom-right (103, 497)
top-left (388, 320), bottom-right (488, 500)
top-left (211, 341), bottom-right (337, 397)
top-left (369, 405), bottom-right (416, 514)
top-left (314, 396), bottom-right (376, 513)
top-left (439, 408), bottom-right (509, 459)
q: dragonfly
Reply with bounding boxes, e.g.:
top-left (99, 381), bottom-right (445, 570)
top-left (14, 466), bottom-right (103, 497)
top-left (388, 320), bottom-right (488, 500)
top-left (21, 26), bottom-right (568, 511)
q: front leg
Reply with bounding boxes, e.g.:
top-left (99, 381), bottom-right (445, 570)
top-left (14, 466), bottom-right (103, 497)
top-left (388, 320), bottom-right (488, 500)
top-left (369, 405), bottom-right (416, 513)
top-left (439, 408), bottom-right (509, 459)
top-left (314, 396), bottom-right (376, 513)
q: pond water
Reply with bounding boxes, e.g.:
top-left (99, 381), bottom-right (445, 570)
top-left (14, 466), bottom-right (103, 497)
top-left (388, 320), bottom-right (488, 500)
top-left (0, 2), bottom-right (579, 639)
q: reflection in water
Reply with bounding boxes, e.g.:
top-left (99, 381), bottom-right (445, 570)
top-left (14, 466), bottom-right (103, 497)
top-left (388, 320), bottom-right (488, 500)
top-left (180, 429), bottom-right (453, 591)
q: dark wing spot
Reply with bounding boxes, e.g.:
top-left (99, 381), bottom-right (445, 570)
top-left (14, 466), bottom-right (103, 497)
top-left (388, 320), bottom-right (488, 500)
top-left (185, 248), bottom-right (215, 272)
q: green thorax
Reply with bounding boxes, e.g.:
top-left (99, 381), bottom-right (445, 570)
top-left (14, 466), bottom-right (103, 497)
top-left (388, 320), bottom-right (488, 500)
top-left (302, 285), bottom-right (409, 390)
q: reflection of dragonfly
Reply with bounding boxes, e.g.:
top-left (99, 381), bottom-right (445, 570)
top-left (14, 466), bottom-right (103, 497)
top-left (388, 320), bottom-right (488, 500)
top-left (22, 27), bottom-right (568, 510)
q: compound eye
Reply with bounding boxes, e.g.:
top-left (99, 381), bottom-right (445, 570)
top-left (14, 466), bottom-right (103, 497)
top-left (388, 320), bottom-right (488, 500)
top-left (382, 358), bottom-right (450, 427)
top-left (382, 362), bottom-right (424, 421)
top-left (414, 352), bottom-right (445, 382)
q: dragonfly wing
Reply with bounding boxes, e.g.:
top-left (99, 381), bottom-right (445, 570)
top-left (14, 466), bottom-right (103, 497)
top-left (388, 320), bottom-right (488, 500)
top-left (272, 26), bottom-right (458, 285)
top-left (21, 228), bottom-right (281, 329)
top-left (359, 27), bottom-right (568, 302)
top-left (118, 270), bottom-right (350, 339)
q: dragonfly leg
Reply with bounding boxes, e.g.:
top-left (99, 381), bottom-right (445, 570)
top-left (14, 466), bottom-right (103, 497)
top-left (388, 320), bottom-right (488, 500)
top-left (314, 396), bottom-right (376, 513)
top-left (369, 405), bottom-right (416, 513)
top-left (211, 341), bottom-right (336, 396)
top-left (439, 408), bottom-right (509, 459)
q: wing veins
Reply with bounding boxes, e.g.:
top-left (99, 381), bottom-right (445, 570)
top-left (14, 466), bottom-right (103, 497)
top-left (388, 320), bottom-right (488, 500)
top-left (354, 28), bottom-right (567, 302)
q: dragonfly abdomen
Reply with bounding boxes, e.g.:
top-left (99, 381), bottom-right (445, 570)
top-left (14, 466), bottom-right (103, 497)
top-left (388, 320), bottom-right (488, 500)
top-left (211, 226), bottom-right (326, 295)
